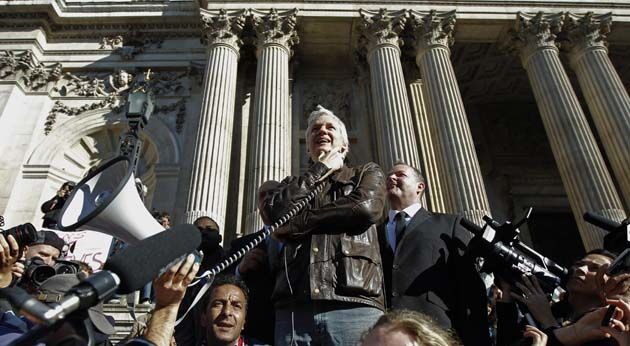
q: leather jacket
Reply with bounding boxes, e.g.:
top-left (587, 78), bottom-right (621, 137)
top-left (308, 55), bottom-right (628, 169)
top-left (261, 161), bottom-right (386, 310)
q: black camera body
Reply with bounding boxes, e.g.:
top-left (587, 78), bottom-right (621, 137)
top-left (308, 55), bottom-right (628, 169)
top-left (461, 208), bottom-right (568, 294)
top-left (20, 257), bottom-right (81, 289)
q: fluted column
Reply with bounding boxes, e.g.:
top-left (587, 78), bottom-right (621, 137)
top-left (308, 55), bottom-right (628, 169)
top-left (185, 9), bottom-right (245, 230)
top-left (565, 12), bottom-right (630, 206)
top-left (359, 9), bottom-right (422, 173)
top-left (244, 9), bottom-right (298, 232)
top-left (506, 12), bottom-right (626, 249)
top-left (409, 10), bottom-right (490, 225)
top-left (408, 77), bottom-right (447, 212)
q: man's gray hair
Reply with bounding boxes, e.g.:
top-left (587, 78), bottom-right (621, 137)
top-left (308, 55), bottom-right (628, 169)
top-left (305, 105), bottom-right (350, 153)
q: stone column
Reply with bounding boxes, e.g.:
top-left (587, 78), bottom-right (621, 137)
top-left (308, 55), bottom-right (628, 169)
top-left (407, 77), bottom-right (447, 213)
top-left (244, 9), bottom-right (299, 232)
top-left (506, 12), bottom-right (626, 249)
top-left (359, 9), bottom-right (422, 172)
top-left (565, 12), bottom-right (630, 206)
top-left (184, 9), bottom-right (245, 230)
top-left (408, 10), bottom-right (491, 225)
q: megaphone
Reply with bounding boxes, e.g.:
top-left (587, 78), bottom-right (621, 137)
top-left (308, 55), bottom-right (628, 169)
top-left (58, 156), bottom-right (164, 245)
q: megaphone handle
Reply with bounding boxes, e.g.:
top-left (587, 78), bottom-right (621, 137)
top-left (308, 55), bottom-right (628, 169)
top-left (204, 180), bottom-right (326, 278)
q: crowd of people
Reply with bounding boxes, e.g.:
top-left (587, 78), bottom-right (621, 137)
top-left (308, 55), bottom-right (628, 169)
top-left (0, 105), bottom-right (629, 346)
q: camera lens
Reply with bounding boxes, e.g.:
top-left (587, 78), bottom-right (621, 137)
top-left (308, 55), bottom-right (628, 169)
top-left (2, 223), bottom-right (37, 248)
top-left (31, 265), bottom-right (56, 286)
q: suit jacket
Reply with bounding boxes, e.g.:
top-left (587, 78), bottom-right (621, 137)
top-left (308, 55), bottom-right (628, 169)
top-left (378, 208), bottom-right (490, 346)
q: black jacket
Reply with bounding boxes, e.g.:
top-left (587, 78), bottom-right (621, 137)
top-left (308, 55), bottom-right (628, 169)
top-left (261, 161), bottom-right (386, 310)
top-left (378, 208), bottom-right (491, 346)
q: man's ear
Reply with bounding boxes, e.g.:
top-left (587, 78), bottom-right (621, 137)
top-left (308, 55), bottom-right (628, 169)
top-left (417, 182), bottom-right (426, 194)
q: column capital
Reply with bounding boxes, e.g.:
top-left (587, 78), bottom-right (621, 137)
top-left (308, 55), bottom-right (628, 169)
top-left (564, 12), bottom-right (612, 57)
top-left (504, 12), bottom-right (564, 65)
top-left (199, 9), bottom-right (246, 52)
top-left (359, 8), bottom-right (407, 55)
top-left (251, 8), bottom-right (299, 55)
top-left (408, 10), bottom-right (456, 55)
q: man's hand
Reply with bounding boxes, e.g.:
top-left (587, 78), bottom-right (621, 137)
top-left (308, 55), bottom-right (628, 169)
top-left (144, 254), bottom-right (199, 346)
top-left (153, 253), bottom-right (199, 308)
top-left (237, 248), bottom-right (266, 276)
top-left (0, 234), bottom-right (20, 288)
top-left (523, 325), bottom-right (548, 346)
top-left (318, 147), bottom-right (344, 173)
top-left (511, 275), bottom-right (559, 328)
top-left (596, 263), bottom-right (630, 301)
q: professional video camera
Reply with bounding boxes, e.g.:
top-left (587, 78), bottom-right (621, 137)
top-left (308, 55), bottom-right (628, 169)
top-left (583, 212), bottom-right (630, 254)
top-left (460, 208), bottom-right (568, 294)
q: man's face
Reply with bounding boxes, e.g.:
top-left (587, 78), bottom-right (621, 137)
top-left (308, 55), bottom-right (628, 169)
top-left (25, 244), bottom-right (60, 266)
top-left (205, 284), bottom-right (247, 345)
top-left (386, 165), bottom-right (425, 209)
top-left (307, 115), bottom-right (347, 161)
top-left (566, 253), bottom-right (612, 295)
top-left (158, 217), bottom-right (171, 228)
top-left (360, 326), bottom-right (415, 346)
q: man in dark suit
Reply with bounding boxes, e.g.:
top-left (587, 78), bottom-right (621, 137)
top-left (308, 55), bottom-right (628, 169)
top-left (378, 163), bottom-right (490, 345)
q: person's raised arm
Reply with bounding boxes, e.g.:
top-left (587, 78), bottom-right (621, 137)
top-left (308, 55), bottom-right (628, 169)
top-left (143, 254), bottom-right (199, 346)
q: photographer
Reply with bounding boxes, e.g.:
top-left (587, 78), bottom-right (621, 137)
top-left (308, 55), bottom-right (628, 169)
top-left (497, 249), bottom-right (618, 345)
top-left (41, 181), bottom-right (75, 229)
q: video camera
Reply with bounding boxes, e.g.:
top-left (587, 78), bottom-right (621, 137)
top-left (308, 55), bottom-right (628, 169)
top-left (460, 208), bottom-right (568, 294)
top-left (583, 212), bottom-right (630, 254)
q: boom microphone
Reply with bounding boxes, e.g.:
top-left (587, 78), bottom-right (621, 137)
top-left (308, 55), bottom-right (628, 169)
top-left (583, 212), bottom-right (630, 254)
top-left (5, 225), bottom-right (200, 330)
top-left (104, 224), bottom-right (201, 294)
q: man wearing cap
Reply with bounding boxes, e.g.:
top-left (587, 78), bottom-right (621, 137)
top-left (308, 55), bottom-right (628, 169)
top-left (25, 230), bottom-right (65, 266)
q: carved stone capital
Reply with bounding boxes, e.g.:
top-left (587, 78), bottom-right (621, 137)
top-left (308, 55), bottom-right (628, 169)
top-left (408, 10), bottom-right (456, 55)
top-left (251, 8), bottom-right (299, 54)
top-left (359, 8), bottom-right (406, 55)
top-left (504, 12), bottom-right (564, 64)
top-left (564, 12), bottom-right (611, 56)
top-left (199, 9), bottom-right (246, 52)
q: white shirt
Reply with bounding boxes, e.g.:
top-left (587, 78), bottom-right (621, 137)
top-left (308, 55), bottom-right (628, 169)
top-left (386, 202), bottom-right (422, 251)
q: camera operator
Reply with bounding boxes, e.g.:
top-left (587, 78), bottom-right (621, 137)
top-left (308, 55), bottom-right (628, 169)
top-left (497, 249), bottom-right (619, 345)
top-left (41, 181), bottom-right (75, 229)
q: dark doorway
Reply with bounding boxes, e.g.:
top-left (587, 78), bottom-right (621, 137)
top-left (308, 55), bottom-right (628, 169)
top-left (527, 211), bottom-right (585, 268)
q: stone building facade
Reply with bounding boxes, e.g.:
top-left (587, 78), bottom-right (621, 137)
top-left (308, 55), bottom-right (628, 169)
top-left (1, 0), bottom-right (630, 265)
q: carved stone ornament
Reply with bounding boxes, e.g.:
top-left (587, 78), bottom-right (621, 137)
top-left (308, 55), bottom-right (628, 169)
top-left (251, 8), bottom-right (299, 53)
top-left (0, 50), bottom-right (63, 92)
top-left (44, 96), bottom-right (188, 135)
top-left (99, 32), bottom-right (164, 61)
top-left (359, 8), bottom-right (407, 54)
top-left (408, 10), bottom-right (456, 53)
top-left (504, 12), bottom-right (564, 58)
top-left (199, 8), bottom-right (246, 50)
top-left (52, 69), bottom-right (190, 98)
top-left (564, 12), bottom-right (612, 53)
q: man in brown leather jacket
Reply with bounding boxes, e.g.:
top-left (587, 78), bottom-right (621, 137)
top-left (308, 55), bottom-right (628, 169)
top-left (242, 105), bottom-right (386, 346)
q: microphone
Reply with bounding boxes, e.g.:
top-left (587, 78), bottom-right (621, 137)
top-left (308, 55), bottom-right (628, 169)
top-left (104, 224), bottom-right (201, 294)
top-left (5, 224), bottom-right (201, 326)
